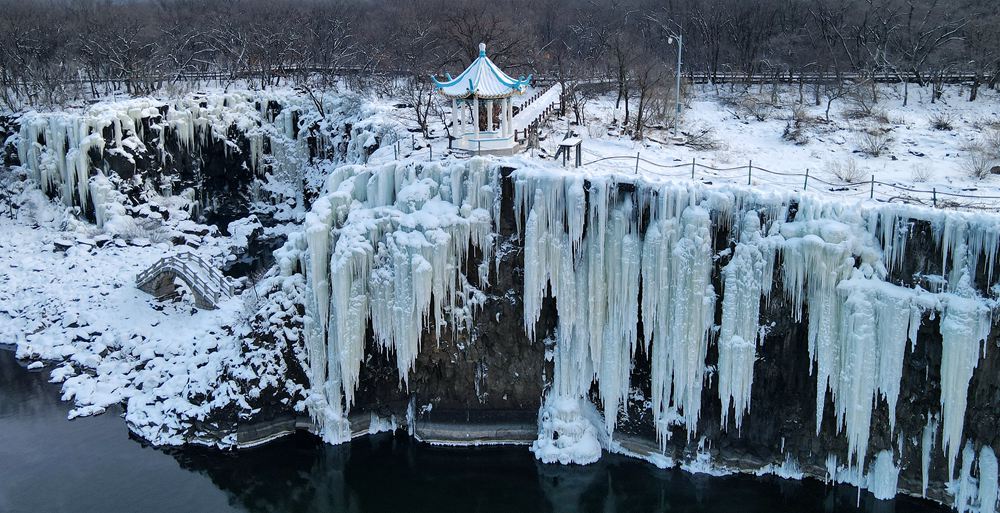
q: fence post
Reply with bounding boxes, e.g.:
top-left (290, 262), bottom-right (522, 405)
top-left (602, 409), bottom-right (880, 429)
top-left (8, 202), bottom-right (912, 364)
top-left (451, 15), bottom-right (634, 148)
top-left (635, 152), bottom-right (640, 174)
top-left (429, 145), bottom-right (433, 161)
top-left (412, 134), bottom-right (415, 150)
top-left (747, 160), bottom-right (752, 185)
top-left (870, 175), bottom-right (875, 199)
top-left (691, 158), bottom-right (696, 180)
top-left (803, 168), bottom-right (809, 190)
top-left (933, 188), bottom-right (937, 207)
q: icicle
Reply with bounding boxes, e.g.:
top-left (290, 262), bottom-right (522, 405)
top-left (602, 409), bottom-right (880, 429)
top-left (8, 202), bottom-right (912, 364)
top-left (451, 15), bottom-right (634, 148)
top-left (655, 206), bottom-right (716, 438)
top-left (981, 447), bottom-right (1000, 513)
top-left (718, 212), bottom-right (766, 431)
top-left (923, 414), bottom-right (939, 497)
top-left (865, 450), bottom-right (899, 501)
top-left (967, 222), bottom-right (1000, 285)
top-left (531, 394), bottom-right (605, 465)
top-left (954, 442), bottom-right (978, 513)
top-left (836, 283), bottom-right (879, 468)
top-left (938, 216), bottom-right (970, 291)
top-left (294, 159), bottom-right (498, 438)
top-left (874, 209), bottom-right (910, 274)
top-left (940, 295), bottom-right (991, 478)
top-left (596, 197), bottom-right (641, 431)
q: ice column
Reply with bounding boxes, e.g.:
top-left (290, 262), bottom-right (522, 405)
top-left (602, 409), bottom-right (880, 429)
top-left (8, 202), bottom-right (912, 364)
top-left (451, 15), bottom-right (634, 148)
top-left (981, 447), bottom-right (999, 513)
top-left (718, 212), bottom-right (771, 431)
top-left (940, 295), bottom-right (991, 478)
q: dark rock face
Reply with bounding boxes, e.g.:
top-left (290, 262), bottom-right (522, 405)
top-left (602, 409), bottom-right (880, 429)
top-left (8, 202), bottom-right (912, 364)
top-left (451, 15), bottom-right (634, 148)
top-left (3, 111), bottom-right (258, 228)
top-left (0, 115), bottom-right (17, 166)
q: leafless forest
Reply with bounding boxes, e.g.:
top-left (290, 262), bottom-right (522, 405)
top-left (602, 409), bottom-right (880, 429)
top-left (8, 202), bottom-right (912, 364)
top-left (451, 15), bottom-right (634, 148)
top-left (0, 0), bottom-right (997, 111)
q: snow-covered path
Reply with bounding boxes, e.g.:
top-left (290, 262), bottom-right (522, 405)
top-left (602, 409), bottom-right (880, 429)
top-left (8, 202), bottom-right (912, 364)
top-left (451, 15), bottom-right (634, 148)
top-left (513, 84), bottom-right (562, 130)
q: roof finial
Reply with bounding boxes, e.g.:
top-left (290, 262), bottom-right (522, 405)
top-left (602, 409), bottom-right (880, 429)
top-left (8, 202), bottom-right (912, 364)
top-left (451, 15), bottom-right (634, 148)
top-left (479, 42), bottom-right (486, 57)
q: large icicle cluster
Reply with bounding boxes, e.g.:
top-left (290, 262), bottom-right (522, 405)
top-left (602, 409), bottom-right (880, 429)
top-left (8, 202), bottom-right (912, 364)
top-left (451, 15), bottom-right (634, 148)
top-left (718, 212), bottom-right (775, 432)
top-left (515, 172), bottom-right (775, 448)
top-left (509, 167), bottom-right (997, 493)
top-left (13, 90), bottom-right (403, 232)
top-left (277, 158), bottom-right (496, 442)
top-left (277, 157), bottom-right (998, 502)
top-left (939, 294), bottom-right (993, 478)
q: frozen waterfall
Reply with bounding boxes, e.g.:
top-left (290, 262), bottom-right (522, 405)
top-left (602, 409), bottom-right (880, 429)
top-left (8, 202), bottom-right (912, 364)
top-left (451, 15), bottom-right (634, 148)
top-left (281, 159), bottom-right (998, 499)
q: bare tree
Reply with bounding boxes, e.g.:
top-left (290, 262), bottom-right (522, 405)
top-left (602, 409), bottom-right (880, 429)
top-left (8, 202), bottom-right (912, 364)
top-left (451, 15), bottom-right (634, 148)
top-left (0, 0), bottom-right (998, 111)
top-left (631, 49), bottom-right (669, 140)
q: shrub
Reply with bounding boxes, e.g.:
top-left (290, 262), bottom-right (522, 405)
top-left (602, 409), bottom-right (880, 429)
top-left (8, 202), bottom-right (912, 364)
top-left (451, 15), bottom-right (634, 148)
top-left (858, 130), bottom-right (891, 157)
top-left (827, 158), bottom-right (866, 183)
top-left (962, 129), bottom-right (1000, 179)
top-left (972, 116), bottom-right (1000, 131)
top-left (743, 97), bottom-right (773, 122)
top-left (843, 82), bottom-right (877, 120)
top-left (962, 145), bottom-right (993, 179)
top-left (983, 128), bottom-right (1000, 154)
top-left (910, 164), bottom-right (931, 182)
top-left (684, 124), bottom-right (725, 151)
top-left (791, 103), bottom-right (810, 125)
top-left (929, 112), bottom-right (955, 131)
top-left (782, 121), bottom-right (808, 145)
top-left (723, 92), bottom-right (774, 122)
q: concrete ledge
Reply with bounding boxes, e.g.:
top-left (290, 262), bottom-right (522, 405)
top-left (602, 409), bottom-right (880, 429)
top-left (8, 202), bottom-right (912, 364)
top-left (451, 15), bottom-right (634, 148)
top-left (236, 415), bottom-right (297, 448)
top-left (414, 421), bottom-right (536, 446)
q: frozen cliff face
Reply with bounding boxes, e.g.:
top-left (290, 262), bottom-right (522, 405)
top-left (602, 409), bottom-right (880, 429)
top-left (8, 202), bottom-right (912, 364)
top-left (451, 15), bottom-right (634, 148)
top-left (270, 156), bottom-right (1000, 505)
top-left (10, 90), bottom-right (405, 231)
top-left (273, 158), bottom-right (497, 443)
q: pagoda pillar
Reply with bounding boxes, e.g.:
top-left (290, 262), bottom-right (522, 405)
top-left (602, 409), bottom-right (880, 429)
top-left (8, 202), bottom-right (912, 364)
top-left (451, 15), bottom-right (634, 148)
top-left (505, 98), bottom-right (513, 137)
top-left (473, 96), bottom-right (480, 137)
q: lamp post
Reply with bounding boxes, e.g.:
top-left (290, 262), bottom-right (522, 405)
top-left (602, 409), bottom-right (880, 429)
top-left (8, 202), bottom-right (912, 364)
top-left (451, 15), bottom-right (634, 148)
top-left (667, 34), bottom-right (683, 137)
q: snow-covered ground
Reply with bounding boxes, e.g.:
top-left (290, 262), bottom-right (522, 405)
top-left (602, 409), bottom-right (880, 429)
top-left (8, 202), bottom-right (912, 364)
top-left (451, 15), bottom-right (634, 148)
top-left (364, 82), bottom-right (1000, 209)
top-left (539, 84), bottom-right (1000, 208)
top-left (0, 183), bottom-right (252, 446)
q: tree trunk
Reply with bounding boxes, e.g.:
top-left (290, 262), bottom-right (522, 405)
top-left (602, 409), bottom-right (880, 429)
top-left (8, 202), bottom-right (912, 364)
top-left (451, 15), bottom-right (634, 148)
top-left (623, 90), bottom-right (630, 127)
top-left (634, 92), bottom-right (646, 140)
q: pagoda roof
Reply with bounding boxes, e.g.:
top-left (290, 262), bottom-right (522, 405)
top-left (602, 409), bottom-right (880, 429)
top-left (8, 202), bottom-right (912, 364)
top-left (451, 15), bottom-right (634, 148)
top-left (432, 43), bottom-right (531, 99)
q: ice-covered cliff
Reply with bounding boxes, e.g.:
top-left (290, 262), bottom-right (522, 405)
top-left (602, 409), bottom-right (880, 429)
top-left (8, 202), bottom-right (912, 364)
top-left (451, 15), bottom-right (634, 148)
top-left (8, 89), bottom-right (403, 231)
top-left (6, 88), bottom-right (1000, 510)
top-left (265, 156), bottom-right (999, 510)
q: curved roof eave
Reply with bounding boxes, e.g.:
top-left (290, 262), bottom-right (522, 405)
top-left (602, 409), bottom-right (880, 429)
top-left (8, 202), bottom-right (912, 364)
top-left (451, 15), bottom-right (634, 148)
top-left (431, 46), bottom-right (531, 99)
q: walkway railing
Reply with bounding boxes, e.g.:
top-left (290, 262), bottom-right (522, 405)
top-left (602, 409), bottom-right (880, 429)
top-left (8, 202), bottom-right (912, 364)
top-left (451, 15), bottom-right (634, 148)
top-left (135, 251), bottom-right (235, 308)
top-left (578, 154), bottom-right (1000, 212)
top-left (513, 84), bottom-right (563, 143)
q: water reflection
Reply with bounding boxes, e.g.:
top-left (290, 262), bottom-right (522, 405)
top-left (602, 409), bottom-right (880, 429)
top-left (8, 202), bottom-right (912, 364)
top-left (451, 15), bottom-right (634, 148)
top-left (1, 347), bottom-right (949, 513)
top-left (0, 347), bottom-right (239, 513)
top-left (172, 430), bottom-right (945, 513)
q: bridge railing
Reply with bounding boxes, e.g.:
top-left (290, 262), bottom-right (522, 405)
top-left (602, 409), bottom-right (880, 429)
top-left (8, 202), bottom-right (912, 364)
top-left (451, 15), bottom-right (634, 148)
top-left (136, 251), bottom-right (234, 307)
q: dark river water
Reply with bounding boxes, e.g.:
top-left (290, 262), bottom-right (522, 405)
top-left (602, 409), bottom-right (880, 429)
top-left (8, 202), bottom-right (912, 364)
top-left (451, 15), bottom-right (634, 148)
top-left (0, 347), bottom-right (949, 513)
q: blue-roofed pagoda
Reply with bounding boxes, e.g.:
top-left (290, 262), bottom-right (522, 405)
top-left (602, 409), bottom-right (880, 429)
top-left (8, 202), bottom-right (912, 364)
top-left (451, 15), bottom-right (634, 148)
top-left (432, 43), bottom-right (531, 154)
